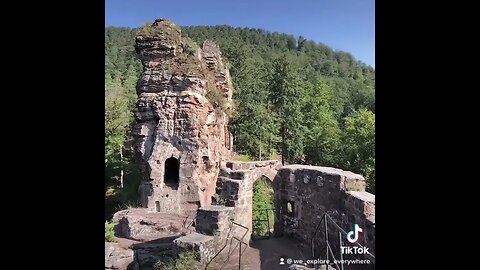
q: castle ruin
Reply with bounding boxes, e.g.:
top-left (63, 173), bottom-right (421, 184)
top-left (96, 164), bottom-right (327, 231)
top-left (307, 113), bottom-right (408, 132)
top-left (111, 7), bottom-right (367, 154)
top-left (106, 19), bottom-right (375, 270)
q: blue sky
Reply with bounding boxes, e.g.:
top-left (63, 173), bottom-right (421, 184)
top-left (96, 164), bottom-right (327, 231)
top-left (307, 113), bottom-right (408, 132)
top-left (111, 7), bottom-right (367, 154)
top-left (106, 0), bottom-right (375, 67)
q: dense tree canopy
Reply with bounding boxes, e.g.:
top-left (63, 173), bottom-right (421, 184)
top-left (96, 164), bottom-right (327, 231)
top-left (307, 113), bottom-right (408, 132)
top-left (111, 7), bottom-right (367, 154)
top-left (105, 24), bottom-right (375, 216)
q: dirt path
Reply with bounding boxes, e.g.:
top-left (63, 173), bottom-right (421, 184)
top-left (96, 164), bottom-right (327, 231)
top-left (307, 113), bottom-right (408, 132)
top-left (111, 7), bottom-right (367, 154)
top-left (216, 237), bottom-right (311, 270)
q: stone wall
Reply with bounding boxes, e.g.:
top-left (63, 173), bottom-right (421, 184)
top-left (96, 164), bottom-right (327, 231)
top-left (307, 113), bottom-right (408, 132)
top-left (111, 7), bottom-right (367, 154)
top-left (195, 205), bottom-right (234, 239)
top-left (173, 160), bottom-right (281, 263)
top-left (273, 165), bottom-right (375, 266)
top-left (344, 191), bottom-right (375, 255)
top-left (133, 19), bottom-right (233, 216)
top-left (174, 205), bottom-right (234, 262)
top-left (110, 161), bottom-right (375, 268)
top-left (213, 160), bottom-right (282, 241)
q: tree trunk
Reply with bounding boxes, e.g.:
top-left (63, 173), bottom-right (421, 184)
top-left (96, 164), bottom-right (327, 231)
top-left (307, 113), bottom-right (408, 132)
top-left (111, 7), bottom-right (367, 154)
top-left (259, 144), bottom-right (262, 161)
top-left (120, 149), bottom-right (124, 188)
top-left (281, 125), bottom-right (285, 165)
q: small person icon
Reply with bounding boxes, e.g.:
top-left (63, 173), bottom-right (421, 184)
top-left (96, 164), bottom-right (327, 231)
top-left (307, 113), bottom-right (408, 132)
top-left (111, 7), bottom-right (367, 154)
top-left (279, 257), bottom-right (285, 265)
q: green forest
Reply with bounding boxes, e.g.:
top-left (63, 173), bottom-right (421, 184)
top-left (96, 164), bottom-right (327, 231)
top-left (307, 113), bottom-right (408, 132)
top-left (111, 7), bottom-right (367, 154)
top-left (105, 25), bottom-right (375, 216)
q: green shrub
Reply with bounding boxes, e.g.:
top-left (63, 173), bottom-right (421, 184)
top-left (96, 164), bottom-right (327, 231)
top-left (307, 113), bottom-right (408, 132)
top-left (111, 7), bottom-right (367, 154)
top-left (206, 82), bottom-right (229, 113)
top-left (215, 197), bottom-right (228, 206)
top-left (154, 252), bottom-right (202, 270)
top-left (366, 167), bottom-right (375, 194)
top-left (105, 221), bottom-right (116, 242)
top-left (252, 177), bottom-right (275, 237)
top-left (183, 37), bottom-right (200, 56)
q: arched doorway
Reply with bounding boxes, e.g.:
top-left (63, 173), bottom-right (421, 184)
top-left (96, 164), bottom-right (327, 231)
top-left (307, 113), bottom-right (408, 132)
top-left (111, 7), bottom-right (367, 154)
top-left (252, 176), bottom-right (275, 240)
top-left (164, 157), bottom-right (179, 189)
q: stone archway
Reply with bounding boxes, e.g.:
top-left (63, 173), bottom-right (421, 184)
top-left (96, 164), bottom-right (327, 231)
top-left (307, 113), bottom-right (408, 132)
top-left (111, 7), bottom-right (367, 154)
top-left (251, 176), bottom-right (275, 240)
top-left (213, 160), bottom-right (282, 241)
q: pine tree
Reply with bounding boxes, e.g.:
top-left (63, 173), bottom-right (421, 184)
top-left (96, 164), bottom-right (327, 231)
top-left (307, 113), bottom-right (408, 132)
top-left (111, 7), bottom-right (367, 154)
top-left (268, 55), bottom-right (306, 164)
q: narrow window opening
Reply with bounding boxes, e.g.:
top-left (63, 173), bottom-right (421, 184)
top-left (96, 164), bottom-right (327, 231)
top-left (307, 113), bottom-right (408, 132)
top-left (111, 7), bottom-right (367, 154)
top-left (285, 201), bottom-right (294, 217)
top-left (164, 157), bottom-right (180, 189)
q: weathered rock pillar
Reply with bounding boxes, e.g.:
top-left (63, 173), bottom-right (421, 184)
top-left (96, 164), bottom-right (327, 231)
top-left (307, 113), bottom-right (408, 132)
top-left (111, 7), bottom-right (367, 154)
top-left (133, 19), bottom-right (234, 216)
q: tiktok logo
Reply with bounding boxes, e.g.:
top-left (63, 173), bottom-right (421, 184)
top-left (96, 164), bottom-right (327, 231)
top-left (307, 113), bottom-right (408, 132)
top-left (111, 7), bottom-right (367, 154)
top-left (346, 224), bottom-right (363, 244)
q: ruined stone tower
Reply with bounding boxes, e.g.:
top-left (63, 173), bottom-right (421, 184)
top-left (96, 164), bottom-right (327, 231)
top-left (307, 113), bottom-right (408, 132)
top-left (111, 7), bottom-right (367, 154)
top-left (133, 19), bottom-right (233, 215)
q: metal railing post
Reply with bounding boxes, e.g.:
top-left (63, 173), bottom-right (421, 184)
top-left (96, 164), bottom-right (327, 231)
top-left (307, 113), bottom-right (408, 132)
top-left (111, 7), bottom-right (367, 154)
top-left (238, 240), bottom-right (242, 270)
top-left (339, 231), bottom-right (344, 270)
top-left (266, 209), bottom-right (270, 237)
top-left (325, 218), bottom-right (329, 263)
top-left (311, 237), bottom-right (315, 258)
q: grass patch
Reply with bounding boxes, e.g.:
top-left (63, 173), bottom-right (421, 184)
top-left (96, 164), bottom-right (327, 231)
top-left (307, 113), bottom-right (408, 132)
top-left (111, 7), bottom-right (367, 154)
top-left (153, 251), bottom-right (226, 270)
top-left (233, 154), bottom-right (252, 162)
top-left (268, 151), bottom-right (282, 161)
top-left (114, 201), bottom-right (141, 212)
top-left (154, 252), bottom-right (203, 270)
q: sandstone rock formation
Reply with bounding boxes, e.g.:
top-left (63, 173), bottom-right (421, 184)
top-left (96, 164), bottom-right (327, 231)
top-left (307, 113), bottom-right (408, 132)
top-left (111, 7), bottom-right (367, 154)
top-left (105, 242), bottom-right (137, 270)
top-left (133, 19), bottom-right (234, 215)
top-left (105, 237), bottom-right (178, 270)
top-left (113, 208), bottom-right (193, 241)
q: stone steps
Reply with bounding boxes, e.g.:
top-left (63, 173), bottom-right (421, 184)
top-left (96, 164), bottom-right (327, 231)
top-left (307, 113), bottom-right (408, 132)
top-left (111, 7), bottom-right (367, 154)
top-left (174, 232), bottom-right (216, 262)
top-left (173, 205), bottom-right (236, 263)
top-left (195, 206), bottom-right (234, 236)
top-left (174, 232), bottom-right (215, 245)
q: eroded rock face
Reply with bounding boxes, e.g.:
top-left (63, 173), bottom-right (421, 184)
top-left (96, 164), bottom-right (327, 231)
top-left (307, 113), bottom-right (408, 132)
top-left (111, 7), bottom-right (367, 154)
top-left (105, 242), bottom-right (137, 270)
top-left (112, 208), bottom-right (193, 241)
top-left (133, 18), bottom-right (233, 215)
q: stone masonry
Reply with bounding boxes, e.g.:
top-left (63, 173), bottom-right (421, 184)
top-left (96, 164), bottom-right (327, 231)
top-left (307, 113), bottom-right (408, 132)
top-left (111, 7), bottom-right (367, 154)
top-left (173, 161), bottom-right (375, 268)
top-left (174, 205), bottom-right (234, 262)
top-left (273, 165), bottom-right (375, 268)
top-left (107, 160), bottom-right (375, 269)
top-left (213, 160), bottom-right (282, 241)
top-left (173, 160), bottom-right (282, 264)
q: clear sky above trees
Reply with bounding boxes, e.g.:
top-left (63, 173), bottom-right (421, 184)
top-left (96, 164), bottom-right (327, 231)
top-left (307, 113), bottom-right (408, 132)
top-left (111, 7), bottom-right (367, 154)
top-left (105, 0), bottom-right (375, 67)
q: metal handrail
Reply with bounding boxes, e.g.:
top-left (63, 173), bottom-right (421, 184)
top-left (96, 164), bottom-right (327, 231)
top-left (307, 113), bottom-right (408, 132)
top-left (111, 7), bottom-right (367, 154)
top-left (182, 215), bottom-right (195, 231)
top-left (323, 214), bottom-right (375, 262)
top-left (224, 221), bottom-right (249, 269)
top-left (309, 213), bottom-right (375, 269)
top-left (205, 224), bottom-right (234, 270)
top-left (252, 208), bottom-right (275, 238)
top-left (205, 220), bottom-right (250, 270)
